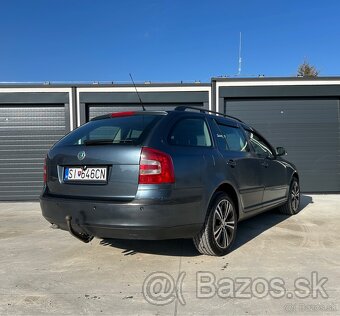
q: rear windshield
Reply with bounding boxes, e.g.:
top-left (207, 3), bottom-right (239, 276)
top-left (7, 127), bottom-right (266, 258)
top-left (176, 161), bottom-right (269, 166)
top-left (56, 115), bottom-right (162, 147)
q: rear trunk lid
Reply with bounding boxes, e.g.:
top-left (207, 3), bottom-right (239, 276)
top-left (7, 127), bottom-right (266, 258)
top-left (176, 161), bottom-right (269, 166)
top-left (45, 112), bottom-right (164, 200)
top-left (47, 145), bottom-right (142, 200)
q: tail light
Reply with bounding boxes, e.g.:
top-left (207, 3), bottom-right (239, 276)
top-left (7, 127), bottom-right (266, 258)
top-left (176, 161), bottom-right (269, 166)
top-left (43, 157), bottom-right (47, 183)
top-left (139, 147), bottom-right (175, 184)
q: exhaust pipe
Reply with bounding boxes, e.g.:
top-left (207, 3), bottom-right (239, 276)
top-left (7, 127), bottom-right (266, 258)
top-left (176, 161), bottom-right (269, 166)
top-left (65, 215), bottom-right (94, 243)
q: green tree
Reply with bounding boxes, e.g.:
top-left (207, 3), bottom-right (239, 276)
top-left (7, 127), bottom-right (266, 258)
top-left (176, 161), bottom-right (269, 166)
top-left (297, 61), bottom-right (319, 77)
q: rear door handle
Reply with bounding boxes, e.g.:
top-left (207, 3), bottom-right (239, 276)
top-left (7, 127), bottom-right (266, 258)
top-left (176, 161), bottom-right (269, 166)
top-left (227, 159), bottom-right (237, 167)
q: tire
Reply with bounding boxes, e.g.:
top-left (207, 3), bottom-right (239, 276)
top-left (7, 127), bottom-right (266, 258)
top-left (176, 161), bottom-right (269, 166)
top-left (193, 192), bottom-right (238, 256)
top-left (277, 177), bottom-right (300, 215)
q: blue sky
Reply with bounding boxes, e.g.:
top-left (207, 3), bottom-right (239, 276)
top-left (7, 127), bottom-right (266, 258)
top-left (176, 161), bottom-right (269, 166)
top-left (0, 0), bottom-right (339, 82)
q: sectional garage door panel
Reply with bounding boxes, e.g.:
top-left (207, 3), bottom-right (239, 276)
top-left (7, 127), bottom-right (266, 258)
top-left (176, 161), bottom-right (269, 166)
top-left (87, 103), bottom-right (204, 121)
top-left (225, 99), bottom-right (340, 192)
top-left (0, 105), bottom-right (67, 200)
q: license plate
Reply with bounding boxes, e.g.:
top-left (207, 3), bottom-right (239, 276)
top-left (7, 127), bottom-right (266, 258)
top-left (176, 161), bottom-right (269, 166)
top-left (64, 167), bottom-right (107, 182)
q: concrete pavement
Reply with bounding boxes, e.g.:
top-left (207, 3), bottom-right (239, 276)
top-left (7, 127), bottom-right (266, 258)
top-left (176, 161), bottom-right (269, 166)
top-left (0, 195), bottom-right (339, 315)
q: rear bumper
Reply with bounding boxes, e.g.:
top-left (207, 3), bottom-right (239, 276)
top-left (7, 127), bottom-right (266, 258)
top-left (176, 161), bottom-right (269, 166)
top-left (40, 192), bottom-right (203, 240)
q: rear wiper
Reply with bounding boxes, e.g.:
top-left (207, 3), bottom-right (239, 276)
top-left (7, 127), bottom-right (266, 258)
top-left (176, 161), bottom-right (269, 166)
top-left (84, 139), bottom-right (134, 146)
top-left (117, 140), bottom-right (135, 144)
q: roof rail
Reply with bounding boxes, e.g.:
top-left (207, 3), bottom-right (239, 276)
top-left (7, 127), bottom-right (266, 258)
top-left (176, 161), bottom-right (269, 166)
top-left (174, 106), bottom-right (244, 123)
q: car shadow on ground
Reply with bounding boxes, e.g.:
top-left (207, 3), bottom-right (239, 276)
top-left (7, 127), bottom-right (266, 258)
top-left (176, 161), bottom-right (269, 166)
top-left (231, 194), bottom-right (313, 253)
top-left (100, 194), bottom-right (313, 257)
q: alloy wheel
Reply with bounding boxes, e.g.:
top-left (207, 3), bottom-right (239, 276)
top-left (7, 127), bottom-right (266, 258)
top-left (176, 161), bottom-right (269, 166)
top-left (291, 181), bottom-right (300, 212)
top-left (213, 199), bottom-right (235, 249)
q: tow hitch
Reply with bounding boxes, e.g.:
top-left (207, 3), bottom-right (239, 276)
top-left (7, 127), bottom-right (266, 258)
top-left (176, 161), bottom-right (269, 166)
top-left (65, 215), bottom-right (94, 243)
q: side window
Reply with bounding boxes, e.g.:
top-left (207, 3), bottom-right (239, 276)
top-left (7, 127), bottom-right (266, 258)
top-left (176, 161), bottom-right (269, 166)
top-left (246, 130), bottom-right (273, 157)
top-left (217, 124), bottom-right (249, 152)
top-left (169, 118), bottom-right (212, 147)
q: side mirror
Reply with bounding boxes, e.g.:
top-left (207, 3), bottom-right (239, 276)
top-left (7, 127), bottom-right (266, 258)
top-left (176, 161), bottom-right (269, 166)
top-left (276, 147), bottom-right (287, 156)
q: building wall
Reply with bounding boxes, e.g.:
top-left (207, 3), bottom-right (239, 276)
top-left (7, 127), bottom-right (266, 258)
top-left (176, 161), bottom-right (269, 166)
top-left (0, 79), bottom-right (339, 200)
top-left (0, 84), bottom-right (210, 200)
top-left (0, 87), bottom-right (73, 200)
top-left (76, 84), bottom-right (211, 126)
top-left (213, 78), bottom-right (340, 192)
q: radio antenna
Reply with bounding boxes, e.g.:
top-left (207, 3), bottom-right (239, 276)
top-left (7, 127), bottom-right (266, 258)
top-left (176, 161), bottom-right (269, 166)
top-left (238, 32), bottom-right (242, 76)
top-left (129, 73), bottom-right (146, 111)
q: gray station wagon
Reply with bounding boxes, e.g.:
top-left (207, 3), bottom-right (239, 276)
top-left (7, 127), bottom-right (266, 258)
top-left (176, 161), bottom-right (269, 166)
top-left (40, 106), bottom-right (300, 256)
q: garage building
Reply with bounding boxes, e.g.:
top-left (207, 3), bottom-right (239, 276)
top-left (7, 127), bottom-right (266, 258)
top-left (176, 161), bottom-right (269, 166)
top-left (213, 77), bottom-right (340, 193)
top-left (0, 83), bottom-right (210, 201)
top-left (0, 87), bottom-right (73, 201)
top-left (0, 78), bottom-right (339, 201)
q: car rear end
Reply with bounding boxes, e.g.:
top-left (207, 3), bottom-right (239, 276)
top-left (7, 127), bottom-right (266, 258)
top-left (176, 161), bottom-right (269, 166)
top-left (40, 111), bottom-right (202, 241)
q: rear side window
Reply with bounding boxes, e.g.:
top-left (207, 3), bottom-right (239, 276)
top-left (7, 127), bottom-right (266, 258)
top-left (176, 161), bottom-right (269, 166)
top-left (168, 118), bottom-right (212, 147)
top-left (57, 115), bottom-right (161, 146)
top-left (217, 124), bottom-right (249, 152)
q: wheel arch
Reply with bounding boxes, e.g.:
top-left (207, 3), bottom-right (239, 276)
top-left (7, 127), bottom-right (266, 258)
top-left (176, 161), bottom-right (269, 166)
top-left (290, 171), bottom-right (299, 184)
top-left (207, 182), bottom-right (241, 220)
